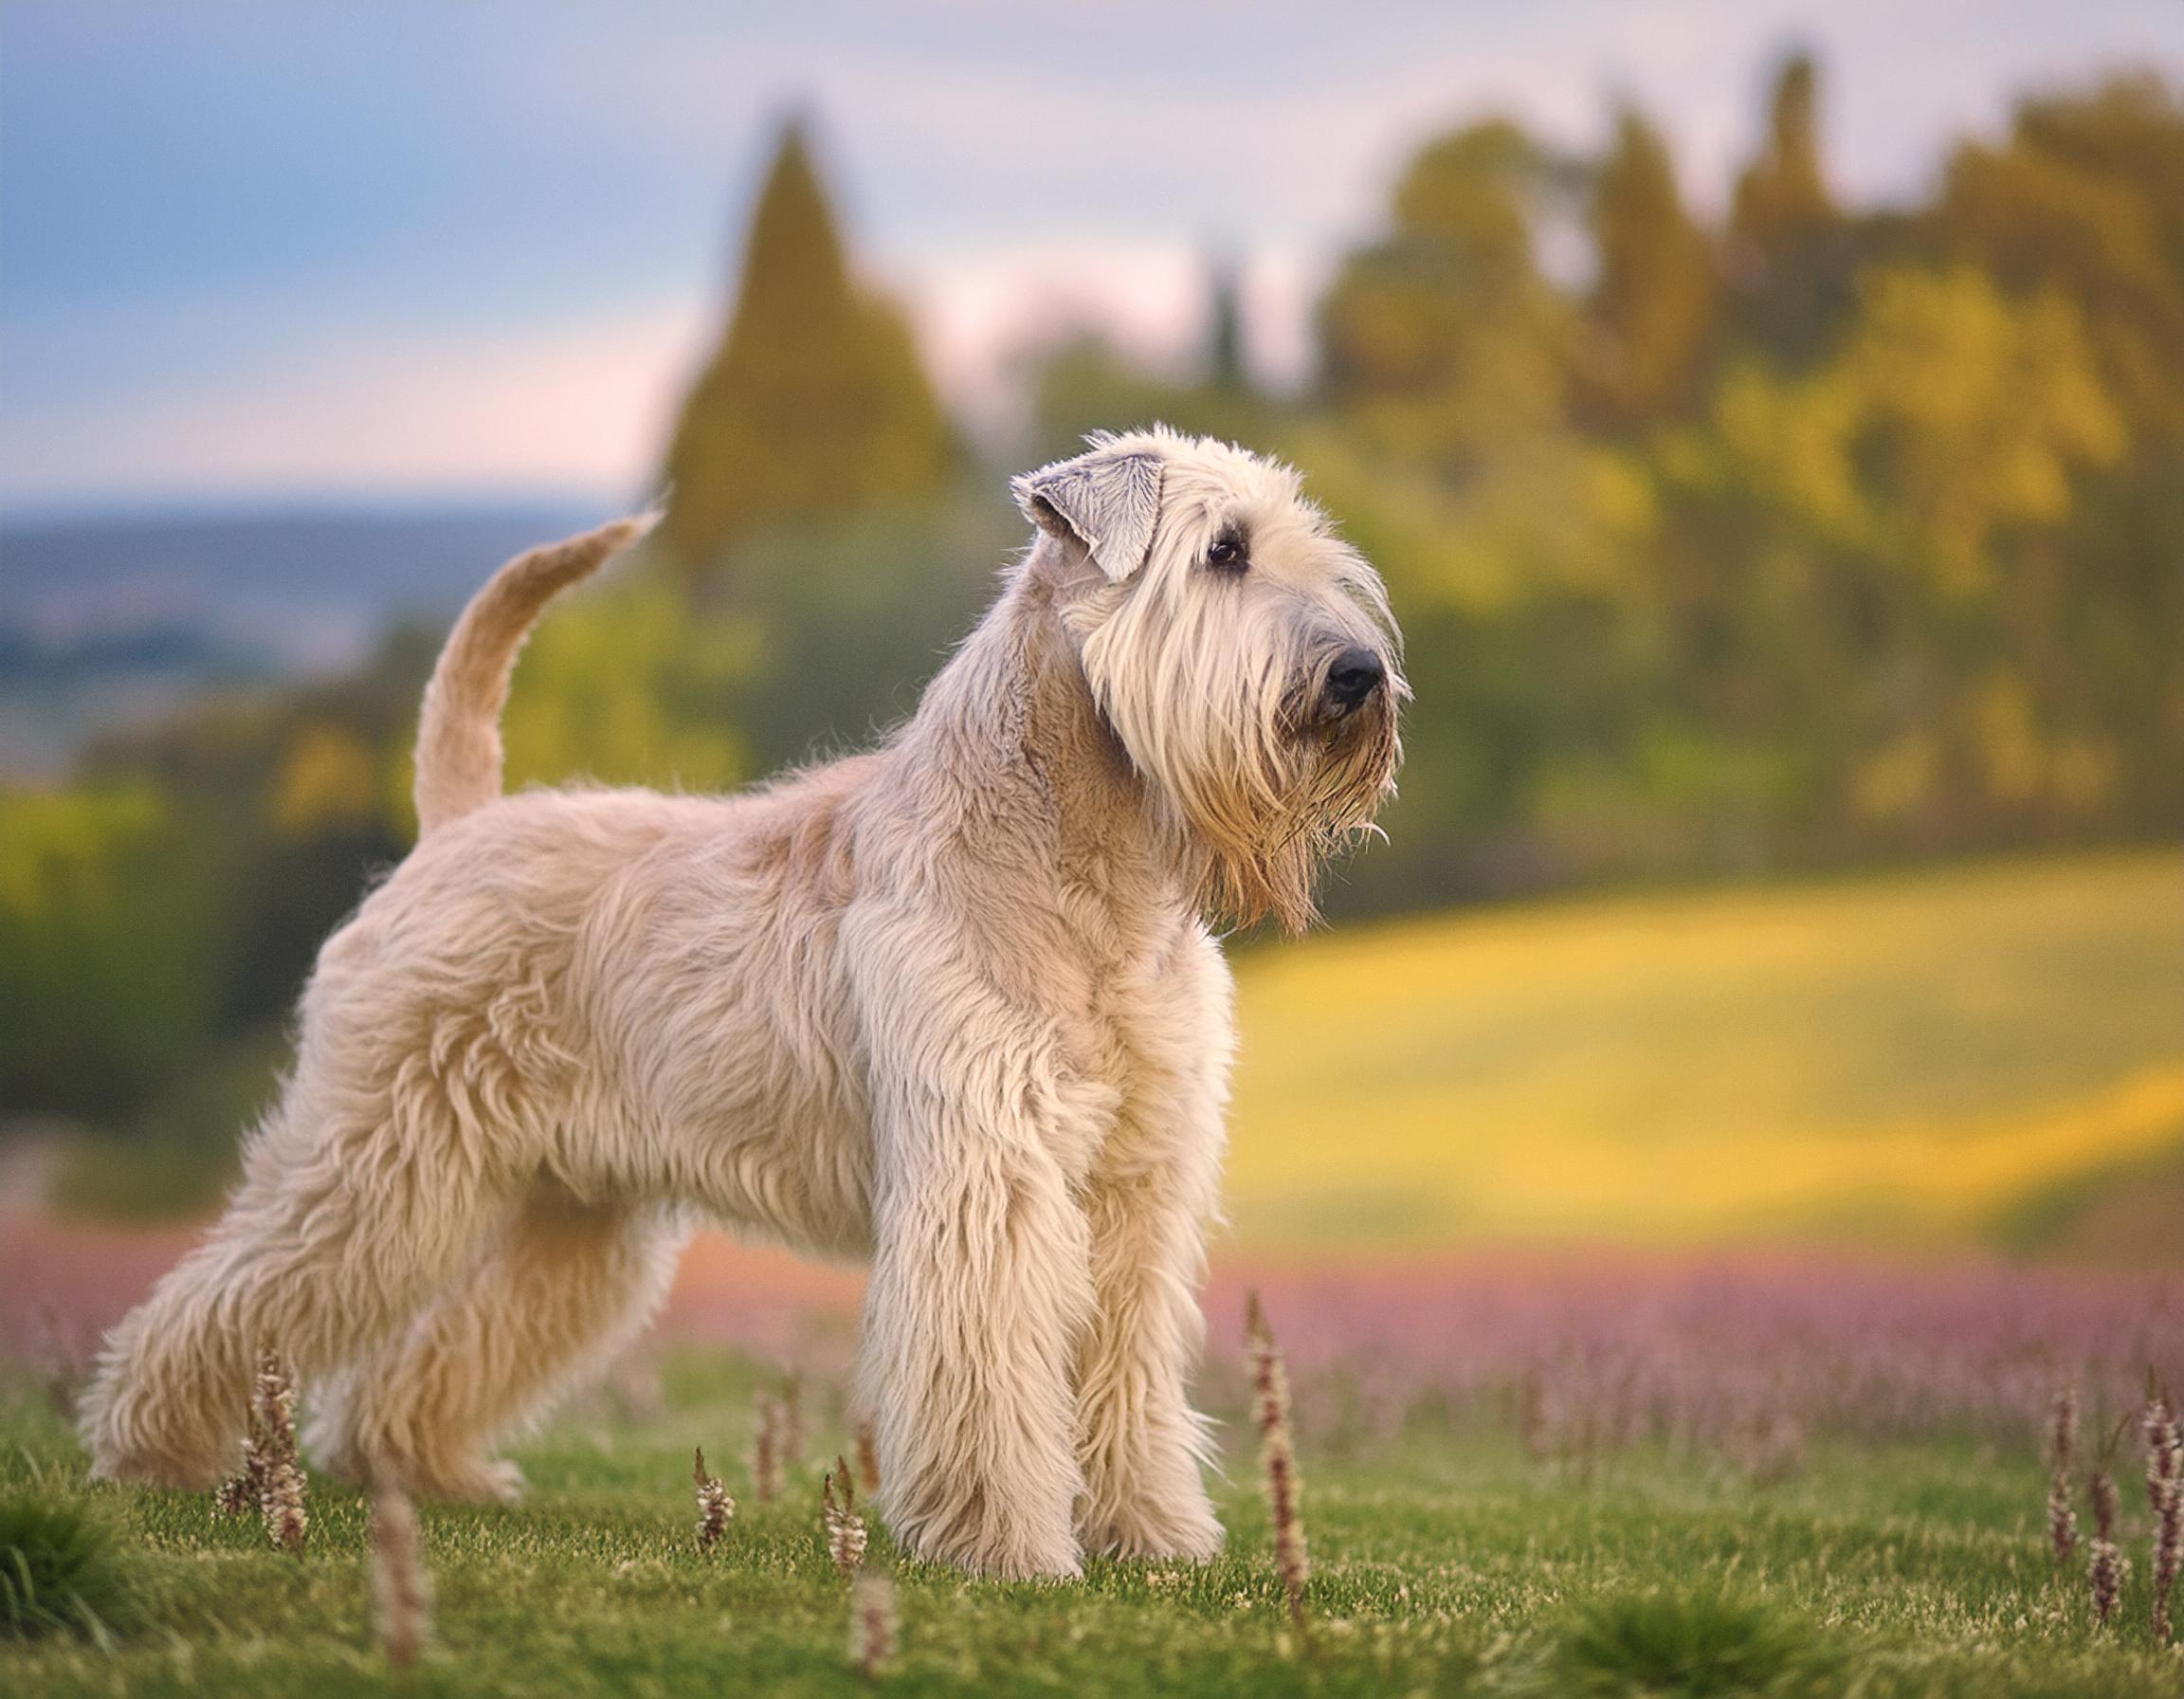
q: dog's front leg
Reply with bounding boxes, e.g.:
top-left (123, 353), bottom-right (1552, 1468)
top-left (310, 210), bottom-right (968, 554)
top-left (1074, 1151), bottom-right (1225, 1562)
top-left (856, 1058), bottom-right (1094, 1580)
top-left (1073, 942), bottom-right (1229, 1562)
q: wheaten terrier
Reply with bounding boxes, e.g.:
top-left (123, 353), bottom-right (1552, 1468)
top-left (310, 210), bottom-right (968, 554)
top-left (82, 426), bottom-right (1404, 1578)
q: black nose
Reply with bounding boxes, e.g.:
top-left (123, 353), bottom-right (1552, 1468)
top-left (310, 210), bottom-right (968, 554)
top-left (1323, 647), bottom-right (1385, 711)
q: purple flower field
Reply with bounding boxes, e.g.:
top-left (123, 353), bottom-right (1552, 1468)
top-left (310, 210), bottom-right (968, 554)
top-left (1198, 1255), bottom-right (2183, 1459)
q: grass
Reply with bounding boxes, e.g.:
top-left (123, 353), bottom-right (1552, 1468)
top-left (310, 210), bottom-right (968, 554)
top-left (1228, 849), bottom-right (2184, 1251)
top-left (0, 1489), bottom-right (138, 1644)
top-left (1543, 1588), bottom-right (1832, 1696)
top-left (5, 1353), bottom-right (2181, 1697)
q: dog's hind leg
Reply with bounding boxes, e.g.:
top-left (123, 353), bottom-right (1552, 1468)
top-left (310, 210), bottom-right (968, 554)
top-left (309, 1191), bottom-right (687, 1500)
top-left (81, 1037), bottom-right (540, 1490)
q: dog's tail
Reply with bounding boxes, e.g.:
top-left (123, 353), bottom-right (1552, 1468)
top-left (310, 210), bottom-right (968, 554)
top-left (412, 514), bottom-right (655, 837)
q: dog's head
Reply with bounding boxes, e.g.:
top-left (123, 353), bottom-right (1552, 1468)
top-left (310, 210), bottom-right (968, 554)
top-left (1014, 427), bottom-right (1405, 933)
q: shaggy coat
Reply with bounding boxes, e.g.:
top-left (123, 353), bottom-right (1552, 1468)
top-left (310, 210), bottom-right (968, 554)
top-left (82, 427), bottom-right (1403, 1579)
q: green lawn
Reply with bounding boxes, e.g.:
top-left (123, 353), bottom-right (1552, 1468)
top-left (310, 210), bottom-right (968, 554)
top-left (6, 1353), bottom-right (2178, 1697)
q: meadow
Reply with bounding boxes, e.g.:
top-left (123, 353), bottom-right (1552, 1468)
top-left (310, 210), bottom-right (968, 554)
top-left (1227, 850), bottom-right (2184, 1254)
top-left (4, 1311), bottom-right (2181, 1699)
top-left (6, 850), bottom-right (2180, 1694)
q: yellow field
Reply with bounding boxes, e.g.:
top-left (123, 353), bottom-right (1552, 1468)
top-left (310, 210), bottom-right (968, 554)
top-left (1224, 850), bottom-right (2184, 1251)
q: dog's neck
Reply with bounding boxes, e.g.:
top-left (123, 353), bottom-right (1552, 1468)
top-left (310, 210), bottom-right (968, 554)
top-left (892, 552), bottom-right (1191, 932)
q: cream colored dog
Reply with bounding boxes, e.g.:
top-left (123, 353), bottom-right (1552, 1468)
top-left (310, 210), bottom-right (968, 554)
top-left (82, 427), bottom-right (1404, 1579)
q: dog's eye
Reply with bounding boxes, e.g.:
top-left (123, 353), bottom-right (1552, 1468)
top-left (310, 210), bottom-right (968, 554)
top-left (1205, 535), bottom-right (1247, 573)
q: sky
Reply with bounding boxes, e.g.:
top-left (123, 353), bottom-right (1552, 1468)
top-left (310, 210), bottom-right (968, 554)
top-left (4, 0), bottom-right (2182, 515)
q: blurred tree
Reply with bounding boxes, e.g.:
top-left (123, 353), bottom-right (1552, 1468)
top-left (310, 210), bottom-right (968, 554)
top-left (1725, 53), bottom-right (1859, 366)
top-left (0, 787), bottom-right (222, 1119)
top-left (1730, 55), bottom-right (1835, 245)
top-left (498, 576), bottom-right (755, 795)
top-left (1029, 256), bottom-right (1283, 462)
top-left (79, 636), bottom-right (431, 1033)
top-left (1836, 266), bottom-right (2123, 595)
top-left (656, 119), bottom-right (954, 591)
top-left (1579, 104), bottom-right (1719, 430)
top-left (1927, 77), bottom-right (2184, 830)
top-left (1318, 119), bottom-right (1578, 477)
top-left (1291, 425), bottom-right (1665, 904)
top-left (1935, 77), bottom-right (2184, 429)
top-left (1651, 265), bottom-right (2129, 853)
top-left (713, 499), bottom-right (1022, 774)
top-left (267, 722), bottom-right (382, 839)
top-left (1207, 255), bottom-right (1250, 393)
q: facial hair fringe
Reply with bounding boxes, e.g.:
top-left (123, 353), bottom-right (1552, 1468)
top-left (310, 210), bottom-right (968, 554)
top-left (1174, 698), bottom-right (1400, 935)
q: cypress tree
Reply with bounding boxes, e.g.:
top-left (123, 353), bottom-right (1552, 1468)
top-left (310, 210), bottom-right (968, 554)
top-left (1317, 119), bottom-right (1574, 472)
top-left (657, 119), bottom-right (952, 587)
top-left (1583, 104), bottom-right (1718, 428)
top-left (1732, 55), bottom-right (1835, 241)
top-left (1207, 255), bottom-right (1249, 393)
top-left (1725, 53), bottom-right (1852, 365)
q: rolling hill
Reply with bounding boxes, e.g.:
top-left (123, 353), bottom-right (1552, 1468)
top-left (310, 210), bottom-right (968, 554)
top-left (1224, 850), bottom-right (2184, 1254)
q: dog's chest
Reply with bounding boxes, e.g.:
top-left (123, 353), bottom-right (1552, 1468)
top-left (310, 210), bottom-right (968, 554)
top-left (1049, 915), bottom-right (1217, 1165)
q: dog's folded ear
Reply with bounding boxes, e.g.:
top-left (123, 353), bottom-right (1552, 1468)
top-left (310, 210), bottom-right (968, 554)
top-left (1011, 442), bottom-right (1164, 582)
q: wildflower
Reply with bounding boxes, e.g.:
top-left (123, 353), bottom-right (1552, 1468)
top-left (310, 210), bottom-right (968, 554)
top-left (212, 1469), bottom-right (257, 1521)
top-left (370, 1481), bottom-right (432, 1671)
top-left (780, 1372), bottom-right (808, 1469)
top-left (31, 1300), bottom-right (86, 1418)
top-left (694, 1447), bottom-right (735, 1554)
top-left (2145, 1387), bottom-right (2181, 1643)
top-left (824, 1455), bottom-right (868, 1579)
top-left (847, 1564), bottom-right (897, 1677)
top-left (1246, 1290), bottom-right (1309, 1636)
top-left (250, 1349), bottom-right (308, 1556)
top-left (2146, 1382), bottom-right (2181, 1515)
top-left (2089, 1448), bottom-right (2125, 1630)
top-left (854, 1416), bottom-right (881, 1496)
top-left (750, 1390), bottom-right (785, 1505)
top-left (212, 1354), bottom-right (276, 1522)
top-left (1734, 1407), bottom-right (1807, 1486)
top-left (1517, 1363), bottom-right (1552, 1465)
top-left (2046, 1385), bottom-right (2078, 1565)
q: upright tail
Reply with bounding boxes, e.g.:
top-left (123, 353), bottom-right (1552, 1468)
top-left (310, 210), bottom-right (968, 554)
top-left (412, 514), bottom-right (655, 837)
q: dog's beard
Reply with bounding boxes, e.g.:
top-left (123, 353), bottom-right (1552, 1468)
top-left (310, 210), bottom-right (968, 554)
top-left (1155, 690), bottom-right (1401, 935)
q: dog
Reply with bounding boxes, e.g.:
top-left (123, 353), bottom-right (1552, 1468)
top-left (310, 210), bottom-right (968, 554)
top-left (82, 426), bottom-right (1404, 1579)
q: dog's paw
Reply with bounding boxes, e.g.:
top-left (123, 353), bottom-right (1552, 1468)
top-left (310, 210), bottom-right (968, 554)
top-left (1082, 1496), bottom-right (1225, 1564)
top-left (451, 1458), bottom-right (527, 1505)
top-left (87, 1444), bottom-right (229, 1493)
top-left (971, 1543), bottom-right (1084, 1582)
top-left (901, 1518), bottom-right (1083, 1580)
top-left (475, 1458), bottom-right (529, 1505)
top-left (399, 1454), bottom-right (527, 1505)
